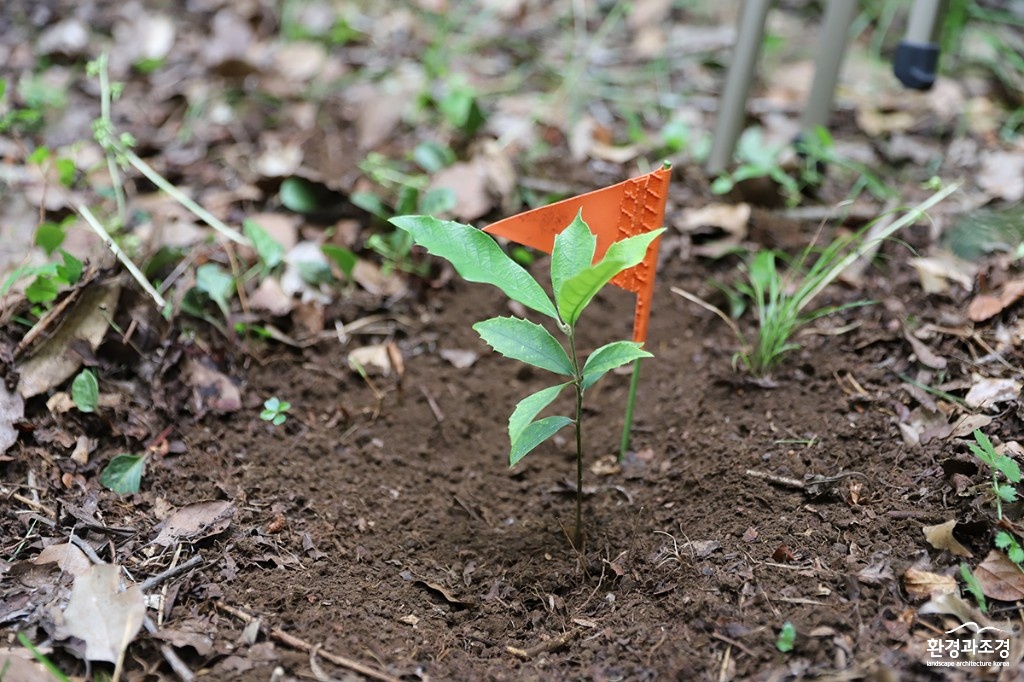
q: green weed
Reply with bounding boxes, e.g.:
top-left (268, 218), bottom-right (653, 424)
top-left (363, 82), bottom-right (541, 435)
top-left (676, 182), bottom-right (959, 376)
top-left (261, 397), bottom-right (291, 426)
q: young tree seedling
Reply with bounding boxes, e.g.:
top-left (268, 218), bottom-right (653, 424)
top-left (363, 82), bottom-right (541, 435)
top-left (391, 212), bottom-right (663, 547)
top-left (261, 397), bottom-right (291, 426)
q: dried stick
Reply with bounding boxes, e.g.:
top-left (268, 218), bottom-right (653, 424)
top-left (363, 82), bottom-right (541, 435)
top-left (215, 602), bottom-right (402, 682)
top-left (506, 629), bottom-right (579, 660)
top-left (139, 554), bottom-right (204, 592)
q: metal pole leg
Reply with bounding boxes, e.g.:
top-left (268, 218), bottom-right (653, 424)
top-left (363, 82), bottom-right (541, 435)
top-left (894, 0), bottom-right (946, 90)
top-left (706, 0), bottom-right (772, 176)
top-left (800, 0), bottom-right (860, 133)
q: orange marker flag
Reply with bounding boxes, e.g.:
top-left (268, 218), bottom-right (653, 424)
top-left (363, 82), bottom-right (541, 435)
top-left (484, 166), bottom-right (671, 346)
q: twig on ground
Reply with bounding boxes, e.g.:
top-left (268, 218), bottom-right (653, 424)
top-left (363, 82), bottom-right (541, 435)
top-left (744, 469), bottom-right (806, 490)
top-left (215, 601), bottom-right (402, 682)
top-left (139, 554), bottom-right (204, 592)
top-left (143, 616), bottom-right (196, 682)
top-left (7, 491), bottom-right (56, 518)
top-left (506, 629), bottom-right (579, 660)
top-left (69, 532), bottom-right (105, 564)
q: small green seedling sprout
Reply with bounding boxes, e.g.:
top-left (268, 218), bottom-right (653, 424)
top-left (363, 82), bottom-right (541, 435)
top-left (261, 397), bottom-right (291, 426)
top-left (968, 429), bottom-right (1021, 521)
top-left (391, 212), bottom-right (662, 547)
top-left (960, 562), bottom-right (989, 613)
top-left (776, 621), bottom-right (796, 653)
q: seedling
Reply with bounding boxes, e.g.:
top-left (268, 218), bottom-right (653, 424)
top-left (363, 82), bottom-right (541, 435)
top-left (392, 213), bottom-right (662, 546)
top-left (261, 397), bottom-right (291, 426)
top-left (776, 621), bottom-right (796, 652)
top-left (968, 429), bottom-right (1021, 521)
top-left (960, 562), bottom-right (989, 613)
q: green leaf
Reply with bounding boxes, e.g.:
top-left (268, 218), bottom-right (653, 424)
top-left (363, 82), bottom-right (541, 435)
top-left (25, 276), bottom-right (59, 304)
top-left (473, 317), bottom-right (573, 376)
top-left (581, 341), bottom-right (652, 390)
top-left (391, 215), bottom-right (558, 319)
top-left (71, 369), bottom-right (99, 413)
top-left (27, 146), bottom-right (49, 165)
top-left (550, 211), bottom-right (596, 304)
top-left (413, 141), bottom-right (454, 173)
top-left (351, 191), bottom-right (389, 220)
top-left (960, 562), bottom-right (988, 613)
top-left (243, 219), bottom-right (284, 270)
top-left (55, 249), bottom-right (82, 285)
top-left (195, 263), bottom-right (235, 317)
top-left (509, 383), bottom-right (570, 444)
top-left (280, 177), bottom-right (320, 213)
top-left (510, 416), bottom-right (573, 467)
top-left (775, 622), bottom-right (796, 653)
top-left (35, 222), bottom-right (66, 255)
top-left (996, 484), bottom-right (1018, 503)
top-left (419, 187), bottom-right (456, 215)
top-left (55, 158), bottom-right (75, 187)
top-left (996, 453), bottom-right (1022, 484)
top-left (322, 244), bottom-right (357, 279)
top-left (557, 228), bottom-right (665, 326)
top-left (99, 453), bottom-right (147, 494)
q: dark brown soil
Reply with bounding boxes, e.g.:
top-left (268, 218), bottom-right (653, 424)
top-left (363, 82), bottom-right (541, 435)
top-left (86, 228), bottom-right (1002, 681)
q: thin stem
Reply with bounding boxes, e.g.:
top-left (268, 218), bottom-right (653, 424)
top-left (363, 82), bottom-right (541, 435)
top-left (123, 149), bottom-right (248, 245)
top-left (567, 328), bottom-right (584, 548)
top-left (79, 204), bottom-right (168, 311)
top-left (97, 53), bottom-right (127, 226)
top-left (618, 358), bottom-right (642, 460)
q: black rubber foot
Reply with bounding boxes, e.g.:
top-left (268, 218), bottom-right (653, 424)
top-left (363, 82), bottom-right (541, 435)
top-left (894, 41), bottom-right (939, 90)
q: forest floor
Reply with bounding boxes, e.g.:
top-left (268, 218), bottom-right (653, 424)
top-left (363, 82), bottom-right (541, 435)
top-left (3, 1), bottom-right (1024, 680)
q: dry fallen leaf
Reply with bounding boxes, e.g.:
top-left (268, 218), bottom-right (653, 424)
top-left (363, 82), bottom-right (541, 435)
top-left (922, 520), bottom-right (973, 558)
top-left (184, 358), bottom-right (242, 415)
top-left (348, 344), bottom-right (392, 376)
top-left (974, 550), bottom-right (1024, 602)
top-left (61, 564), bottom-right (145, 663)
top-left (909, 253), bottom-right (976, 295)
top-left (965, 377), bottom-right (1021, 410)
top-left (33, 542), bottom-right (92, 578)
top-left (17, 282), bottom-right (121, 399)
top-left (675, 203), bottom-right (750, 258)
top-left (153, 500), bottom-right (235, 547)
top-left (968, 279), bottom-right (1024, 322)
top-left (429, 160), bottom-right (492, 221)
top-left (903, 567), bottom-right (957, 599)
top-left (0, 380), bottom-right (24, 454)
top-left (439, 349), bottom-right (479, 369)
top-left (977, 150), bottom-right (1024, 203)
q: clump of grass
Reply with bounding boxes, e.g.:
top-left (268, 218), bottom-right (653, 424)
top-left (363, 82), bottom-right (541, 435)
top-left (674, 181), bottom-right (959, 376)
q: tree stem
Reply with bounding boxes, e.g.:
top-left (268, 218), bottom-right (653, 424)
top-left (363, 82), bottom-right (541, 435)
top-left (568, 329), bottom-right (584, 548)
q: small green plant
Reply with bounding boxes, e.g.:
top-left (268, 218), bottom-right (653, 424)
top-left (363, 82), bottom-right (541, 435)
top-left (960, 562), bottom-right (989, 613)
top-left (261, 397), bottom-right (291, 426)
top-left (776, 621), bottom-right (796, 653)
top-left (967, 429), bottom-right (1024, 571)
top-left (71, 369), bottom-right (99, 413)
top-left (100, 453), bottom-right (148, 494)
top-left (355, 146), bottom-right (457, 274)
top-left (391, 213), bottom-right (661, 546)
top-left (0, 246), bottom-right (84, 320)
top-left (711, 127), bottom-right (801, 204)
top-left (676, 183), bottom-right (959, 376)
top-left (968, 429), bottom-right (1021, 521)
